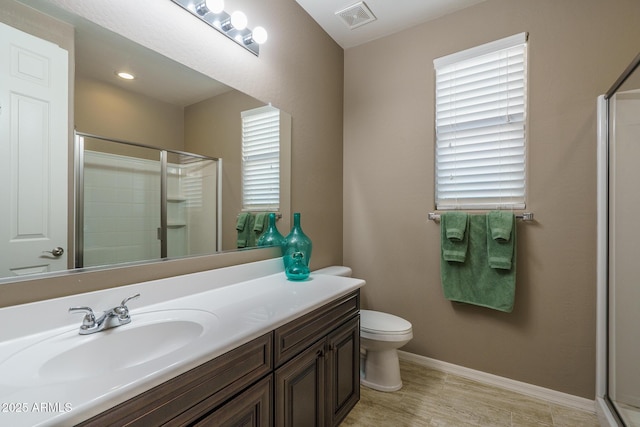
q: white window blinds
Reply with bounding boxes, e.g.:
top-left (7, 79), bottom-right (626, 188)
top-left (434, 33), bottom-right (527, 210)
top-left (241, 105), bottom-right (280, 211)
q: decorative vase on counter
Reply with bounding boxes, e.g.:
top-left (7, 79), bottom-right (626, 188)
top-left (257, 213), bottom-right (285, 248)
top-left (283, 212), bottom-right (312, 280)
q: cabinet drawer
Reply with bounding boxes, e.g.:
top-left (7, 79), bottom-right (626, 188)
top-left (76, 332), bottom-right (273, 427)
top-left (274, 290), bottom-right (359, 367)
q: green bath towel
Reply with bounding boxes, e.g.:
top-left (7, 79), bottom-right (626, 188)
top-left (440, 212), bottom-right (469, 262)
top-left (440, 214), bottom-right (516, 312)
top-left (487, 211), bottom-right (515, 269)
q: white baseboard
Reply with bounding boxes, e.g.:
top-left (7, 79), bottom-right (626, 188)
top-left (398, 351), bottom-right (596, 414)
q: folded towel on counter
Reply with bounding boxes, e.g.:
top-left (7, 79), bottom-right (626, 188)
top-left (440, 212), bottom-right (469, 263)
top-left (487, 211), bottom-right (515, 270)
top-left (236, 212), bottom-right (251, 248)
top-left (440, 214), bottom-right (516, 312)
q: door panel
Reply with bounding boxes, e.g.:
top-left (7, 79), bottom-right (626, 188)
top-left (0, 22), bottom-right (68, 277)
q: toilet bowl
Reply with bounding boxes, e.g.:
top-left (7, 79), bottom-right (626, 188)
top-left (359, 309), bottom-right (412, 391)
top-left (314, 266), bottom-right (413, 392)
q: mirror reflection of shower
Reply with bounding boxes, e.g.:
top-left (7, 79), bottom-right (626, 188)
top-left (75, 133), bottom-right (221, 268)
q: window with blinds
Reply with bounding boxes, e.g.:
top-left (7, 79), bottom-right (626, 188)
top-left (241, 105), bottom-right (280, 211)
top-left (434, 33), bottom-right (528, 210)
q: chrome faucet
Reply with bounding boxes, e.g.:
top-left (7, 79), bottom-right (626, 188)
top-left (69, 294), bottom-right (140, 335)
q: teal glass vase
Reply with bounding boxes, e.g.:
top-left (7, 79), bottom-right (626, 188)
top-left (257, 213), bottom-right (285, 248)
top-left (283, 213), bottom-right (312, 280)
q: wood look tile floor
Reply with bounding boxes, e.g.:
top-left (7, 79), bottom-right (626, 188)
top-left (341, 360), bottom-right (601, 427)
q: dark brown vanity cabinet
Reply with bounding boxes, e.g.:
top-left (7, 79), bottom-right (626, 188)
top-left (76, 333), bottom-right (273, 427)
top-left (192, 375), bottom-right (273, 426)
top-left (274, 291), bottom-right (360, 427)
top-left (75, 290), bottom-right (359, 427)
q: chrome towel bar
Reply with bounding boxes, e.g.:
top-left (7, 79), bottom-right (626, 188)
top-left (428, 212), bottom-right (534, 222)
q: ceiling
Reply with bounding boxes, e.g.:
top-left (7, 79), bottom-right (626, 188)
top-left (73, 19), bottom-right (232, 108)
top-left (294, 0), bottom-right (486, 49)
top-left (18, 0), bottom-right (232, 107)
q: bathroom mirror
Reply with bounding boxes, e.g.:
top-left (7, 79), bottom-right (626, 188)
top-left (0, 0), bottom-right (290, 282)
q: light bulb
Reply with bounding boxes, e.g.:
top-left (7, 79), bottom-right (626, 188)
top-left (252, 26), bottom-right (268, 44)
top-left (116, 71), bottom-right (135, 80)
top-left (205, 0), bottom-right (224, 14)
top-left (230, 11), bottom-right (247, 30)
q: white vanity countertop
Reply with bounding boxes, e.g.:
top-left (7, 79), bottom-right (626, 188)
top-left (0, 260), bottom-right (365, 426)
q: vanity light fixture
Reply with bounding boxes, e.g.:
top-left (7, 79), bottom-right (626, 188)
top-left (171, 0), bottom-right (268, 56)
top-left (244, 26), bottom-right (268, 45)
top-left (196, 0), bottom-right (224, 15)
top-left (221, 10), bottom-right (247, 31)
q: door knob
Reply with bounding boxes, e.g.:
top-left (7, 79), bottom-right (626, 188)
top-left (43, 247), bottom-right (64, 257)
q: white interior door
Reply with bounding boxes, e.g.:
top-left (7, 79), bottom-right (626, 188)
top-left (0, 22), bottom-right (69, 278)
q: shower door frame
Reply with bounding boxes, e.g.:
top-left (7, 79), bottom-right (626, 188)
top-left (74, 131), bottom-right (222, 268)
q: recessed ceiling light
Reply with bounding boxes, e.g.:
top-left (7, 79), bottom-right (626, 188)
top-left (116, 71), bottom-right (135, 80)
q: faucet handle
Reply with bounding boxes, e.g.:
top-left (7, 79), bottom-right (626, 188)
top-left (69, 306), bottom-right (96, 329)
top-left (120, 293), bottom-right (140, 308)
top-left (114, 293), bottom-right (140, 321)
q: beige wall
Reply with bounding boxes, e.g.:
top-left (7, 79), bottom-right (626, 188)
top-left (184, 90), bottom-right (265, 251)
top-left (344, 0), bottom-right (640, 399)
top-left (75, 77), bottom-right (185, 151)
top-left (0, 0), bottom-right (343, 307)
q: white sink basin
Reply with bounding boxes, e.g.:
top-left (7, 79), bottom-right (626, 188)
top-left (0, 309), bottom-right (218, 387)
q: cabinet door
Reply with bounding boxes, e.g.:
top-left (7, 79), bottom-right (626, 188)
top-left (275, 340), bottom-right (326, 427)
top-left (326, 316), bottom-right (360, 427)
top-left (193, 375), bottom-right (272, 427)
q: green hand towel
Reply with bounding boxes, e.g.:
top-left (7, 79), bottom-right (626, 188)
top-left (441, 212), bottom-right (469, 263)
top-left (236, 212), bottom-right (251, 248)
top-left (246, 214), bottom-right (257, 247)
top-left (488, 210), bottom-right (513, 241)
top-left (487, 211), bottom-right (515, 269)
top-left (440, 214), bottom-right (516, 313)
top-left (236, 212), bottom-right (250, 231)
top-left (253, 212), bottom-right (268, 244)
top-left (253, 212), bottom-right (267, 232)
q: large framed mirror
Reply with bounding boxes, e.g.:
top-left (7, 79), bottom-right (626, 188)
top-left (0, 0), bottom-right (291, 283)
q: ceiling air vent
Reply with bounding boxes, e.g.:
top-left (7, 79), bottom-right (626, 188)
top-left (335, 1), bottom-right (377, 30)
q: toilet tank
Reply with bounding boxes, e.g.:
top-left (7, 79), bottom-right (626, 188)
top-left (313, 266), bottom-right (352, 277)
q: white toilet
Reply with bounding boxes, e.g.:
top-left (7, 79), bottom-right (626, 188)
top-left (314, 266), bottom-right (413, 392)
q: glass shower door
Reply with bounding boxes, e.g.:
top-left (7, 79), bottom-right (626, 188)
top-left (76, 133), bottom-right (221, 269)
top-left (165, 153), bottom-right (219, 258)
top-left (608, 58), bottom-right (640, 427)
top-left (78, 136), bottom-right (162, 267)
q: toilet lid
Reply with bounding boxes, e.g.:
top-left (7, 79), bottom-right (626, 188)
top-left (360, 309), bottom-right (412, 335)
